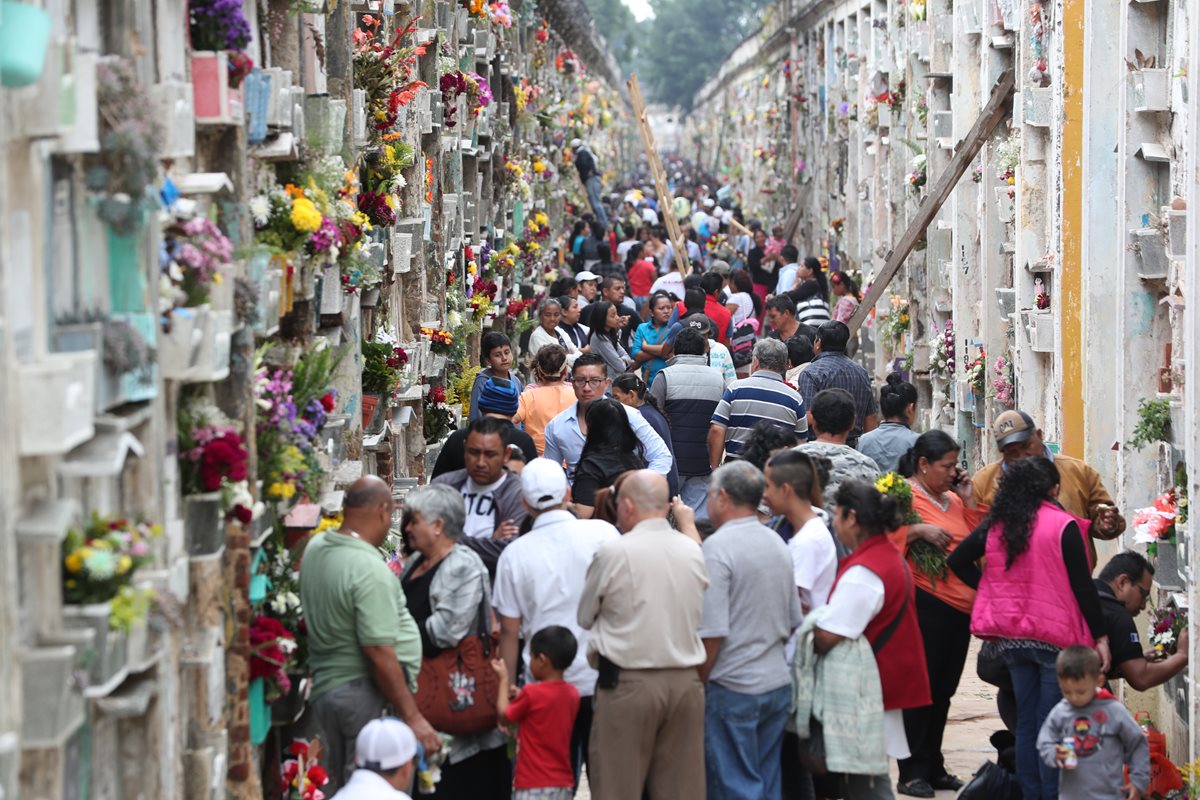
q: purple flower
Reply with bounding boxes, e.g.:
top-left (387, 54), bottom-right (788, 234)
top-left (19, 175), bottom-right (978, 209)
top-left (190, 0), bottom-right (252, 53)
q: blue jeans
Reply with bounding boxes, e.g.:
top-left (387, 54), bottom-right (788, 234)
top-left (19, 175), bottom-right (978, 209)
top-left (1003, 646), bottom-right (1061, 800)
top-left (679, 475), bottom-right (711, 520)
top-left (704, 682), bottom-right (791, 800)
top-left (585, 174), bottom-right (609, 226)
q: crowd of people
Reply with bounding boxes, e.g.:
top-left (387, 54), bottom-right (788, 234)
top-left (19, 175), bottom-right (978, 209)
top-left (297, 162), bottom-right (1179, 800)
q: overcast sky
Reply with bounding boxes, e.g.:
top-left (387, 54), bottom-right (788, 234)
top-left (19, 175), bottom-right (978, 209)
top-left (622, 0), bottom-right (654, 21)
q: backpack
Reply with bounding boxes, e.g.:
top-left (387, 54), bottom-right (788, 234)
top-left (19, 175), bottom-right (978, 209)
top-left (730, 322), bottom-right (757, 368)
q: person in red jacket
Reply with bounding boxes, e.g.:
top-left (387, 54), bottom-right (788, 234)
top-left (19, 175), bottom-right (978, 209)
top-left (700, 271), bottom-right (733, 344)
top-left (815, 480), bottom-right (932, 800)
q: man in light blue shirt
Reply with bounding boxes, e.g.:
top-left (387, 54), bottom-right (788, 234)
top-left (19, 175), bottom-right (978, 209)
top-left (774, 244), bottom-right (801, 295)
top-left (543, 353), bottom-right (673, 481)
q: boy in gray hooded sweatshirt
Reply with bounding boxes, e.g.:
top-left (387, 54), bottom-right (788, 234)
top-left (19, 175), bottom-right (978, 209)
top-left (1037, 646), bottom-right (1150, 800)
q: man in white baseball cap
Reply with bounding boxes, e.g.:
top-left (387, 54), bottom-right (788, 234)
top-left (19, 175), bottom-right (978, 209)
top-left (574, 270), bottom-right (599, 307)
top-left (333, 717), bottom-right (418, 798)
top-left (492, 459), bottom-right (620, 783)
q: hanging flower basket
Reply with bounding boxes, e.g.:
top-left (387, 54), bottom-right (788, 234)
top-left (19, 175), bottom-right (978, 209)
top-left (0, 1), bottom-right (52, 88)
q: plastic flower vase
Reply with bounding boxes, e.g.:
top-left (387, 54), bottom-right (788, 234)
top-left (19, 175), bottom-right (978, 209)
top-left (0, 1), bottom-right (52, 88)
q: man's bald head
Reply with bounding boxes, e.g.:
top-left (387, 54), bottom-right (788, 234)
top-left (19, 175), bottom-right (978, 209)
top-left (341, 475), bottom-right (394, 545)
top-left (344, 475), bottom-right (392, 508)
top-left (615, 470), bottom-right (669, 532)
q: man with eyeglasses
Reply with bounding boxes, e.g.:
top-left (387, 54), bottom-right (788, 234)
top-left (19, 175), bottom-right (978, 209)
top-left (542, 353), bottom-right (673, 481)
top-left (1096, 551), bottom-right (1188, 691)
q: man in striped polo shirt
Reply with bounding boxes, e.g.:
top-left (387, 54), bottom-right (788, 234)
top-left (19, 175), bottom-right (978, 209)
top-left (708, 338), bottom-right (809, 468)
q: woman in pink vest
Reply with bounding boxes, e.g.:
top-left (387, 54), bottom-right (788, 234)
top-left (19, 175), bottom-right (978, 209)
top-left (947, 458), bottom-right (1110, 800)
top-left (815, 481), bottom-right (932, 799)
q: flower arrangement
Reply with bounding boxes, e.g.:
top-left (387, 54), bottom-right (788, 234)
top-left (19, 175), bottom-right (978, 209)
top-left (1133, 489), bottom-right (1180, 557)
top-left (250, 188), bottom-right (315, 253)
top-left (254, 348), bottom-right (337, 505)
top-left (251, 615), bottom-right (298, 701)
top-left (964, 348), bottom-right (987, 396)
top-left (362, 340), bottom-right (407, 394)
top-left (908, 0), bottom-right (927, 20)
top-left (109, 585), bottom-right (156, 633)
top-left (353, 15), bottom-right (428, 138)
top-left (424, 385), bottom-right (456, 444)
top-left (876, 295), bottom-right (911, 351)
top-left (906, 154), bottom-right (927, 193)
top-left (160, 214), bottom-right (234, 313)
top-left (1149, 605), bottom-right (1187, 655)
top-left (178, 399), bottom-right (249, 498)
top-left (929, 319), bottom-right (954, 378)
top-left (876, 473), bottom-right (948, 586)
top-left (189, 0), bottom-right (252, 53)
top-left (995, 132), bottom-right (1021, 198)
top-left (555, 49), bottom-right (581, 75)
top-left (486, 0), bottom-right (512, 26)
top-left (281, 739), bottom-right (329, 800)
top-left (422, 327), bottom-right (455, 354)
top-left (62, 514), bottom-right (161, 606)
top-left (992, 355), bottom-right (1015, 408)
top-left (84, 59), bottom-right (162, 234)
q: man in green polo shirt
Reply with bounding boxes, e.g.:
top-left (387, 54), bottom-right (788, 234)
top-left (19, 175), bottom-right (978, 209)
top-left (300, 475), bottom-right (439, 793)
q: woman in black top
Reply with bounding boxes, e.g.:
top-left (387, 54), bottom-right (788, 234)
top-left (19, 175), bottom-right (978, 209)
top-left (572, 398), bottom-right (647, 518)
top-left (747, 228), bottom-right (774, 299)
top-left (556, 295), bottom-right (590, 351)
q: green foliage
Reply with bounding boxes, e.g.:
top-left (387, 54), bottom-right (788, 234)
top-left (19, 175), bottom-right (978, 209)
top-left (292, 344), bottom-right (346, 411)
top-left (110, 586), bottom-right (156, 633)
top-left (585, 0), bottom-right (641, 69)
top-left (633, 0), bottom-right (772, 108)
top-left (361, 341), bottom-right (398, 395)
top-left (1130, 398), bottom-right (1172, 449)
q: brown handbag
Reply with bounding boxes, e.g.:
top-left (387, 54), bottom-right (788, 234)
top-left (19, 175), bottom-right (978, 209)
top-left (415, 596), bottom-right (501, 735)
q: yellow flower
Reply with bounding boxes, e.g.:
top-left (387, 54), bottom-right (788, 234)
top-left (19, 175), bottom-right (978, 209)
top-left (290, 197), bottom-right (323, 233)
top-left (117, 555), bottom-right (133, 575)
top-left (268, 481), bottom-right (297, 500)
top-left (212, 272), bottom-right (223, 285)
top-left (65, 551), bottom-right (84, 573)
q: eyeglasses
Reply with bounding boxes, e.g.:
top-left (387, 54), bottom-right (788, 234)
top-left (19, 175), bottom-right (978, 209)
top-left (571, 378), bottom-right (607, 388)
top-left (1135, 582), bottom-right (1151, 599)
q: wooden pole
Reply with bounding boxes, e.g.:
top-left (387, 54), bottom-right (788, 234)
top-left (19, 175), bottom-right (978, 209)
top-left (846, 69), bottom-right (1016, 335)
top-left (627, 73), bottom-right (692, 280)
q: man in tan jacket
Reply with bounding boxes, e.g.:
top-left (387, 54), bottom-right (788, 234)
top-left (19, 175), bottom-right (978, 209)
top-left (973, 410), bottom-right (1124, 562)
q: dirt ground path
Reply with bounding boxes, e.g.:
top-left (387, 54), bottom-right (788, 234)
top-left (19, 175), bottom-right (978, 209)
top-left (576, 641), bottom-right (1001, 799)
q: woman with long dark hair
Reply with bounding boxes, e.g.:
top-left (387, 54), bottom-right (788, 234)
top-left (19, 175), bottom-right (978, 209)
top-left (947, 457), bottom-right (1109, 800)
top-left (857, 373), bottom-right (919, 473)
top-left (571, 398), bottom-right (647, 518)
top-left (629, 292), bottom-right (674, 387)
top-left (587, 300), bottom-right (633, 378)
top-left (809, 480), bottom-right (932, 799)
top-left (888, 430), bottom-right (988, 797)
top-left (789, 257), bottom-right (831, 326)
top-left (830, 270), bottom-right (863, 324)
top-left (612, 372), bottom-right (678, 497)
top-left (726, 268), bottom-right (764, 327)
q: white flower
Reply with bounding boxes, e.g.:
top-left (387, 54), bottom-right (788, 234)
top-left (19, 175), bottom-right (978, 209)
top-left (249, 195), bottom-right (271, 227)
top-left (270, 595), bottom-right (288, 615)
top-left (447, 310), bottom-right (463, 329)
top-left (284, 591), bottom-right (300, 609)
top-left (390, 174), bottom-right (408, 192)
top-left (278, 637), bottom-right (298, 653)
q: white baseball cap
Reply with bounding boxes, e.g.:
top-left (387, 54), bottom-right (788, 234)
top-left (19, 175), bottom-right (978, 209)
top-left (521, 459), bottom-right (569, 511)
top-left (355, 717), bottom-right (417, 771)
top-left (575, 270), bottom-right (599, 282)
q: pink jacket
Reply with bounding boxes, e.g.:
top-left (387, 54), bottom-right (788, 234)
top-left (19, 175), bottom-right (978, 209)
top-left (971, 502), bottom-right (1094, 649)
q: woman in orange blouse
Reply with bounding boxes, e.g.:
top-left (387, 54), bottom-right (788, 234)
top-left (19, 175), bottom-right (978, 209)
top-left (888, 430), bottom-right (988, 798)
top-left (513, 344), bottom-right (576, 455)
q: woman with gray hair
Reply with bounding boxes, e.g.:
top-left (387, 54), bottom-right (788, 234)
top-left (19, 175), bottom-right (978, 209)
top-left (528, 298), bottom-right (581, 367)
top-left (399, 484), bottom-right (510, 797)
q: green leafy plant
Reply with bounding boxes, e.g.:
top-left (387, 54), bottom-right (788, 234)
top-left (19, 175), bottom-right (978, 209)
top-left (292, 344), bottom-right (346, 412)
top-left (1130, 398), bottom-right (1172, 449)
top-left (362, 341), bottom-right (401, 395)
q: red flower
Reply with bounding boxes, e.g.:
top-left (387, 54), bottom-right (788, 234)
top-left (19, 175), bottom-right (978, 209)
top-left (320, 392), bottom-right (336, 412)
top-left (430, 385), bottom-right (447, 403)
top-left (199, 433), bottom-right (248, 491)
top-left (307, 765), bottom-right (329, 787)
top-left (229, 504), bottom-right (253, 525)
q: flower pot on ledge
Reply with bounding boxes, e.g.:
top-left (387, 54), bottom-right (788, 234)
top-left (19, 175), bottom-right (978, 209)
top-left (62, 601), bottom-right (129, 693)
top-left (362, 393), bottom-right (383, 430)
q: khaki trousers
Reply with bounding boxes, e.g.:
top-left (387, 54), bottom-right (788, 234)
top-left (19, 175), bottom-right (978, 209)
top-left (588, 667), bottom-right (706, 800)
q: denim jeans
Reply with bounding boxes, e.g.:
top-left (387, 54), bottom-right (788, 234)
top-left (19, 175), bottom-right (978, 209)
top-left (585, 175), bottom-right (609, 226)
top-left (704, 682), bottom-right (792, 800)
top-left (679, 475), bottom-right (711, 520)
top-left (1003, 646), bottom-right (1062, 800)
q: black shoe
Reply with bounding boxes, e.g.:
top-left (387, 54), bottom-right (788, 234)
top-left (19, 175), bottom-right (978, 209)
top-left (897, 779), bottom-right (936, 798)
top-left (930, 774), bottom-right (965, 791)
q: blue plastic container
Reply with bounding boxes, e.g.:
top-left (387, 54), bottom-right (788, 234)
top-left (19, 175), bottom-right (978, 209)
top-left (0, 1), bottom-right (52, 88)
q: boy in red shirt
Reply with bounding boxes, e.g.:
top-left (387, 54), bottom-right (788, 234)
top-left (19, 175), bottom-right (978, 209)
top-left (493, 626), bottom-right (581, 800)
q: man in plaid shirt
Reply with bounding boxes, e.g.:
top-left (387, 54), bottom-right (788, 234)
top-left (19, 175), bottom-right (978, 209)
top-left (796, 321), bottom-right (879, 446)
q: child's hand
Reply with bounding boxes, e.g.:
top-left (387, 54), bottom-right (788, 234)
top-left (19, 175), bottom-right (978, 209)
top-left (1122, 783), bottom-right (1141, 800)
top-left (1054, 745), bottom-right (1070, 767)
top-left (490, 658), bottom-right (508, 680)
